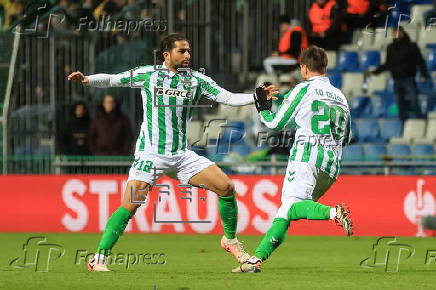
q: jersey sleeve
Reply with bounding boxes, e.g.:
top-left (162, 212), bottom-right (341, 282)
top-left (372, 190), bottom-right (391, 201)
top-left (194, 73), bottom-right (231, 101)
top-left (215, 93), bottom-right (254, 106)
top-left (116, 66), bottom-right (154, 87)
top-left (87, 66), bottom-right (153, 88)
top-left (259, 83), bottom-right (309, 130)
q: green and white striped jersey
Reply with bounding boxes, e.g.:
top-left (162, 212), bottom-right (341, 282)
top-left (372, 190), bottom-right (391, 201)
top-left (100, 64), bottom-right (230, 155)
top-left (260, 76), bottom-right (351, 179)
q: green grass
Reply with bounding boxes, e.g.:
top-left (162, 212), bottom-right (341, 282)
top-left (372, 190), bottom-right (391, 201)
top-left (1, 234), bottom-right (436, 289)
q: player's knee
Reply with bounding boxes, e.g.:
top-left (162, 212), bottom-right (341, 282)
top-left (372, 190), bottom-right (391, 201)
top-left (123, 181), bottom-right (150, 211)
top-left (276, 199), bottom-right (298, 220)
top-left (216, 181), bottom-right (235, 197)
top-left (134, 181), bottom-right (150, 191)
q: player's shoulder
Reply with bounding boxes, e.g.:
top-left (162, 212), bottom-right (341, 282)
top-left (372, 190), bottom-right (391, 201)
top-left (310, 76), bottom-right (341, 93)
top-left (296, 80), bottom-right (312, 89)
top-left (190, 69), bottom-right (206, 76)
top-left (129, 65), bottom-right (156, 74)
top-left (328, 86), bottom-right (349, 109)
top-left (290, 81), bottom-right (311, 95)
top-left (281, 81), bottom-right (311, 102)
top-left (327, 81), bottom-right (348, 103)
top-left (191, 70), bottom-right (211, 80)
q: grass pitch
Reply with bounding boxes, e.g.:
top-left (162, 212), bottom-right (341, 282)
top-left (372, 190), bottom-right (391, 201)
top-left (1, 233), bottom-right (435, 290)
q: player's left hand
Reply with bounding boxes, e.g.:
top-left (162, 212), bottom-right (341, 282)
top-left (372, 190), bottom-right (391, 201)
top-left (263, 84), bottom-right (279, 100)
top-left (254, 82), bottom-right (277, 112)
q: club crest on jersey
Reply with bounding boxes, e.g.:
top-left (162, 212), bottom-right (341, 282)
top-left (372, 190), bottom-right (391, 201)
top-left (156, 87), bottom-right (192, 98)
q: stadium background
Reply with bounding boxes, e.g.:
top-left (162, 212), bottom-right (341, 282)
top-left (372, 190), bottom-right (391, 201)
top-left (1, 1), bottom-right (436, 289)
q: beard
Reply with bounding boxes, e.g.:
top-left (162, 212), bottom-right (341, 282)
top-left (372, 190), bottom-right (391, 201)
top-left (174, 60), bottom-right (190, 71)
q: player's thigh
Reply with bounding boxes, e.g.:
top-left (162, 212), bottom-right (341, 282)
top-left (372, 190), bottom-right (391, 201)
top-left (275, 161), bottom-right (317, 219)
top-left (282, 161), bottom-right (317, 201)
top-left (312, 170), bottom-right (335, 202)
top-left (177, 151), bottom-right (233, 196)
top-left (188, 164), bottom-right (235, 196)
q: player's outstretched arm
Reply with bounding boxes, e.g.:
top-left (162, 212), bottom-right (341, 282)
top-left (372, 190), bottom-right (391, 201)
top-left (259, 83), bottom-right (308, 130)
top-left (68, 71), bottom-right (117, 88)
top-left (210, 84), bottom-right (278, 107)
top-left (195, 72), bottom-right (278, 106)
top-left (67, 71), bottom-right (131, 88)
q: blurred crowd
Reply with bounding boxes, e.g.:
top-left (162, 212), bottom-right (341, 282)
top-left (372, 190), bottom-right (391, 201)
top-left (0, 0), bottom-right (167, 42)
top-left (3, 0), bottom-right (436, 158)
top-left (264, 0), bottom-right (436, 69)
top-left (60, 95), bottom-right (134, 156)
top-left (263, 0), bottom-right (434, 123)
top-left (263, 0), bottom-right (395, 75)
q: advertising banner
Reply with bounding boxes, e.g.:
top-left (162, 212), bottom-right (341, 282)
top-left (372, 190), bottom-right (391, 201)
top-left (1, 175), bottom-right (435, 236)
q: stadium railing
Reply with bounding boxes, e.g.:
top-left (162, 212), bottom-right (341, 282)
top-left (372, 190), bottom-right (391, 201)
top-left (0, 154), bottom-right (425, 175)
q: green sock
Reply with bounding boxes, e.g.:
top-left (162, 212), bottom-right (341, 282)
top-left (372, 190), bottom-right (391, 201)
top-left (288, 200), bottom-right (331, 220)
top-left (253, 201), bottom-right (330, 262)
top-left (96, 206), bottom-right (131, 255)
top-left (218, 195), bottom-right (238, 239)
top-left (254, 218), bottom-right (290, 261)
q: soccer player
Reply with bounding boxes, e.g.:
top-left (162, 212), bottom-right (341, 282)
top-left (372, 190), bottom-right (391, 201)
top-left (234, 46), bottom-right (353, 273)
top-left (67, 33), bottom-right (278, 271)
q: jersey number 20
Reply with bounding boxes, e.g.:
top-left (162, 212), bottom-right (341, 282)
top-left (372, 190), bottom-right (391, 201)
top-left (311, 100), bottom-right (346, 141)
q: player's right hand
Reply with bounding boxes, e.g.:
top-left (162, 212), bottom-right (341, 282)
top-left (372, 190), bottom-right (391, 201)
top-left (67, 71), bottom-right (88, 84)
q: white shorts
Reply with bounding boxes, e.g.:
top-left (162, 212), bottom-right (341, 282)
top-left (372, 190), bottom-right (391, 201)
top-left (275, 161), bottom-right (335, 220)
top-left (127, 149), bottom-right (215, 185)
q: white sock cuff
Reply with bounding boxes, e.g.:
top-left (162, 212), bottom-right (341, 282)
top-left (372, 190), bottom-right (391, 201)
top-left (225, 237), bottom-right (238, 244)
top-left (94, 253), bottom-right (107, 264)
top-left (329, 208), bottom-right (337, 220)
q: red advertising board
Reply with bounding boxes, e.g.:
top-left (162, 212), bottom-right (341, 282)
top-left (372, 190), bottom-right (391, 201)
top-left (1, 175), bottom-right (435, 236)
